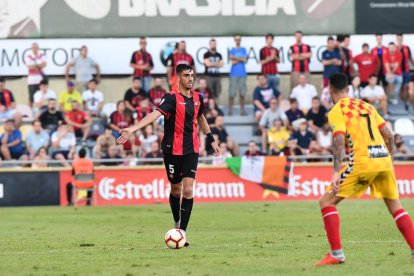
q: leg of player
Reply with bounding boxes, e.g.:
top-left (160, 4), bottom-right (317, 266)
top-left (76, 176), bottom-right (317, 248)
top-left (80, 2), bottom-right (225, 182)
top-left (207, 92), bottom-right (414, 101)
top-left (180, 177), bottom-right (194, 246)
top-left (170, 182), bottom-right (182, 228)
top-left (315, 191), bottom-right (345, 266)
top-left (384, 198), bottom-right (414, 262)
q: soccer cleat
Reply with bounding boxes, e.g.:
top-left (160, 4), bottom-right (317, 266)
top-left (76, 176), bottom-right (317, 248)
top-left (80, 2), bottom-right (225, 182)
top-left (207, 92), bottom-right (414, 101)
top-left (184, 239), bottom-right (190, 247)
top-left (314, 253), bottom-right (345, 266)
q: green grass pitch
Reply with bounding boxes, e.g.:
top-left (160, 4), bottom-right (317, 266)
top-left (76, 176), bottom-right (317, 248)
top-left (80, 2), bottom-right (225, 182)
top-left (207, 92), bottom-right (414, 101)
top-left (1, 200), bottom-right (414, 275)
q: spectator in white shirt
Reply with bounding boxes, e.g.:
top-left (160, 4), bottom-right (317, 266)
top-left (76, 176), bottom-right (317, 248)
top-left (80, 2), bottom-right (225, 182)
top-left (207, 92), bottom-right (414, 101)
top-left (25, 43), bottom-right (47, 107)
top-left (361, 74), bottom-right (389, 117)
top-left (65, 45), bottom-right (100, 91)
top-left (290, 74), bottom-right (318, 112)
top-left (33, 79), bottom-right (56, 114)
top-left (51, 123), bottom-right (76, 164)
top-left (82, 79), bottom-right (104, 117)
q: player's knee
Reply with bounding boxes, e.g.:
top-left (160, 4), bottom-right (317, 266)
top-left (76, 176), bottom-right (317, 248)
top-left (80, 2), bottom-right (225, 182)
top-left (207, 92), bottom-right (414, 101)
top-left (182, 185), bottom-right (193, 198)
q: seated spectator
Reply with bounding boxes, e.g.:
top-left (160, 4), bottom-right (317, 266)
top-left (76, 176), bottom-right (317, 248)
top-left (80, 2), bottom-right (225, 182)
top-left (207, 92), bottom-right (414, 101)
top-left (82, 79), bottom-right (104, 117)
top-left (205, 98), bottom-right (224, 125)
top-left (135, 98), bottom-right (153, 121)
top-left (124, 77), bottom-right (147, 112)
top-left (51, 123), bottom-right (76, 161)
top-left (195, 78), bottom-right (213, 108)
top-left (32, 147), bottom-right (50, 168)
top-left (26, 120), bottom-right (50, 160)
top-left (109, 100), bottom-right (134, 139)
top-left (285, 98), bottom-right (305, 127)
top-left (316, 122), bottom-right (333, 154)
top-left (307, 140), bottom-right (325, 161)
top-left (139, 124), bottom-right (158, 157)
top-left (348, 75), bottom-right (361, 99)
top-left (290, 74), bottom-right (317, 112)
top-left (394, 134), bottom-right (413, 160)
top-left (95, 126), bottom-right (116, 159)
top-left (64, 101), bottom-right (92, 141)
top-left (281, 137), bottom-right (302, 157)
top-left (148, 78), bottom-right (167, 107)
top-left (361, 74), bottom-right (389, 117)
top-left (0, 77), bottom-right (22, 127)
top-left (292, 118), bottom-right (314, 153)
top-left (209, 115), bottom-right (239, 156)
top-left (253, 74), bottom-right (280, 122)
top-left (212, 142), bottom-right (233, 165)
top-left (267, 119), bottom-right (290, 155)
top-left (39, 99), bottom-right (64, 134)
top-left (306, 97), bottom-right (328, 133)
top-left (244, 140), bottom-right (263, 157)
top-left (33, 79), bottom-right (56, 114)
top-left (0, 119), bottom-right (25, 160)
top-left (320, 85), bottom-right (333, 110)
top-left (102, 145), bottom-right (123, 166)
top-left (143, 141), bottom-right (163, 164)
top-left (259, 98), bottom-right (288, 152)
top-left (58, 81), bottom-right (82, 112)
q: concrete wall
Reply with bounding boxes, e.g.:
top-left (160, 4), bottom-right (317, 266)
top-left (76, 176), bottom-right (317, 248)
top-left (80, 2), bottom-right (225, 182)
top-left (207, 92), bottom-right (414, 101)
top-left (4, 74), bottom-right (324, 107)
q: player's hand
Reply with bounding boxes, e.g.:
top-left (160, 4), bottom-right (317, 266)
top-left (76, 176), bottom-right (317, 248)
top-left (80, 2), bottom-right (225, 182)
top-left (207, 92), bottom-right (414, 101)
top-left (117, 127), bottom-right (134, 144)
top-left (331, 172), bottom-right (341, 194)
top-left (211, 141), bottom-right (221, 157)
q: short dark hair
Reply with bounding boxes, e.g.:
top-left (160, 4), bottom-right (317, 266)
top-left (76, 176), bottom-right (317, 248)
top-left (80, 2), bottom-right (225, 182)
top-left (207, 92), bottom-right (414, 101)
top-left (133, 77), bottom-right (141, 82)
top-left (89, 79), bottom-right (97, 84)
top-left (0, 76), bottom-right (5, 83)
top-left (375, 33), bottom-right (383, 36)
top-left (289, 98), bottom-right (298, 104)
top-left (32, 119), bottom-right (41, 126)
top-left (312, 96), bottom-right (320, 101)
top-left (78, 148), bottom-right (87, 158)
top-left (295, 30), bottom-right (303, 35)
top-left (327, 36), bottom-right (334, 42)
top-left (389, 42), bottom-right (395, 46)
top-left (257, 73), bottom-right (266, 79)
top-left (40, 79), bottom-right (48, 85)
top-left (210, 38), bottom-right (216, 43)
top-left (362, 43), bottom-right (369, 48)
top-left (176, 64), bottom-right (193, 75)
top-left (369, 74), bottom-right (378, 79)
top-left (329, 73), bottom-right (348, 93)
top-left (336, 34), bottom-right (344, 42)
top-left (265, 33), bottom-right (274, 40)
top-left (397, 33), bottom-right (403, 37)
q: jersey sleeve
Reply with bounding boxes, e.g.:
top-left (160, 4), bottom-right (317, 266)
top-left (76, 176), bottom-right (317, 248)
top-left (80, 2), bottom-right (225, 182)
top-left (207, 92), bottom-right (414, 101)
top-left (373, 108), bottom-right (386, 129)
top-left (328, 106), bottom-right (346, 137)
top-left (198, 94), bottom-right (205, 117)
top-left (156, 93), bottom-right (174, 116)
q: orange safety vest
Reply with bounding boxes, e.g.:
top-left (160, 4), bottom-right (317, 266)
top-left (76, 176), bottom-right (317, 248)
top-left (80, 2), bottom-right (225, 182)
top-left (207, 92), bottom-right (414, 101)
top-left (72, 158), bottom-right (94, 188)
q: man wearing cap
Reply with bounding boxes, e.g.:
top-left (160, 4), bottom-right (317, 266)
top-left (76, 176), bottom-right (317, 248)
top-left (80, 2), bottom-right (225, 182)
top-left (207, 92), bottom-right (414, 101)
top-left (1, 119), bottom-right (25, 160)
top-left (58, 81), bottom-right (82, 112)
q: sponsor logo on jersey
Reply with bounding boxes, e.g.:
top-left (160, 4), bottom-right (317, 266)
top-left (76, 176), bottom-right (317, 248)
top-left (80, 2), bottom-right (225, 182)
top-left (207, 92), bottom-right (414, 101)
top-left (368, 145), bottom-right (389, 158)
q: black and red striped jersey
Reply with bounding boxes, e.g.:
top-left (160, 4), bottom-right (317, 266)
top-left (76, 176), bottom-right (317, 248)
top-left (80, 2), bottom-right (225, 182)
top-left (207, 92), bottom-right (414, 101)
top-left (289, 43), bottom-right (312, 73)
top-left (0, 89), bottom-right (15, 109)
top-left (156, 90), bottom-right (205, 156)
top-left (149, 86), bottom-right (167, 106)
top-left (166, 53), bottom-right (195, 77)
top-left (260, 46), bottom-right (279, 75)
top-left (130, 50), bottom-right (154, 77)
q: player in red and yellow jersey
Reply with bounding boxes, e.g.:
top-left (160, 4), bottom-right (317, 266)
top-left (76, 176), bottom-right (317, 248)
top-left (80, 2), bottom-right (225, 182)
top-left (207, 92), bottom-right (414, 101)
top-left (315, 73), bottom-right (414, 266)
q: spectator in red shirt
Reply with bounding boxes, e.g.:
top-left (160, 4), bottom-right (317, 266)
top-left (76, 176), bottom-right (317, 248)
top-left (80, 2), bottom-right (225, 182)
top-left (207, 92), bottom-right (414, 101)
top-left (130, 37), bottom-right (154, 93)
top-left (166, 40), bottom-right (195, 91)
top-left (110, 100), bottom-right (134, 139)
top-left (353, 43), bottom-right (380, 88)
top-left (0, 77), bottom-right (22, 127)
top-left (260, 33), bottom-right (280, 93)
top-left (195, 78), bottom-right (212, 108)
top-left (396, 33), bottom-right (414, 110)
top-left (244, 140), bottom-right (263, 157)
top-left (148, 78), bottom-right (167, 107)
top-left (64, 101), bottom-right (92, 141)
top-left (124, 77), bottom-right (147, 112)
top-left (384, 42), bottom-right (403, 105)
top-left (371, 33), bottom-right (389, 87)
top-left (289, 30), bottom-right (312, 90)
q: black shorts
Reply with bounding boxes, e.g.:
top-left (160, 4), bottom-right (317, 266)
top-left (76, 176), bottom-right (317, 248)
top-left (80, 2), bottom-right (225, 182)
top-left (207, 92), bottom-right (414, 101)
top-left (163, 153), bottom-right (199, 184)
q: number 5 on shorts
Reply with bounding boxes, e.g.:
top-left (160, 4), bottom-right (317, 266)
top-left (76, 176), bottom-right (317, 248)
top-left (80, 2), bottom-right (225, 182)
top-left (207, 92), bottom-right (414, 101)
top-left (169, 164), bottom-right (174, 173)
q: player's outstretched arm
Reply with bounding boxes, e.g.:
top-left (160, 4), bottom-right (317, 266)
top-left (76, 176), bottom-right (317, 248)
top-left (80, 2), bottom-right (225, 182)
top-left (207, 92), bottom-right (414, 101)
top-left (117, 110), bottom-right (162, 144)
top-left (331, 133), bottom-right (345, 194)
top-left (379, 125), bottom-right (394, 159)
top-left (197, 115), bottom-right (221, 157)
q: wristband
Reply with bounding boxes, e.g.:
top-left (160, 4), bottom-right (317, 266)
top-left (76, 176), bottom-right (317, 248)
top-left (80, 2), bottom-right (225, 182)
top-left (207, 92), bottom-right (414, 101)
top-left (206, 133), bottom-right (215, 144)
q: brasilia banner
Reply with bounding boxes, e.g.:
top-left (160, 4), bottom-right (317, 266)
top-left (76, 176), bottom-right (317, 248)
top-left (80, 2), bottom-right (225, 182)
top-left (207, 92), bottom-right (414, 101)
top-left (1, 34), bottom-right (413, 76)
top-left (0, 0), bottom-right (355, 38)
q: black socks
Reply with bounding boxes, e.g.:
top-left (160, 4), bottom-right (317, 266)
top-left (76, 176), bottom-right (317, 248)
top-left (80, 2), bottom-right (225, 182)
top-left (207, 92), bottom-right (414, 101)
top-left (169, 193), bottom-right (181, 223)
top-left (180, 198), bottom-right (194, 232)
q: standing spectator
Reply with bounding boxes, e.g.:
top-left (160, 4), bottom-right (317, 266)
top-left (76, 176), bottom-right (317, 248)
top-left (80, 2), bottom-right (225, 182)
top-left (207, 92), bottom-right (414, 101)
top-left (384, 42), bottom-right (403, 105)
top-left (0, 77), bottom-right (21, 125)
top-left (353, 43), bottom-right (379, 88)
top-left (51, 123), bottom-right (76, 161)
top-left (195, 78), bottom-right (213, 108)
top-left (253, 74), bottom-right (280, 122)
top-left (289, 31), bottom-right (312, 89)
top-left (396, 34), bottom-right (414, 110)
top-left (361, 74), bottom-right (389, 117)
top-left (166, 40), bottom-right (195, 91)
top-left (292, 119), bottom-right (314, 153)
top-left (209, 116), bottom-right (239, 156)
top-left (203, 38), bottom-right (224, 100)
top-left (138, 124), bottom-right (158, 157)
top-left (95, 126), bottom-right (116, 159)
top-left (337, 35), bottom-right (353, 81)
top-left (82, 79), bottom-right (104, 117)
top-left (33, 79), bottom-right (56, 114)
top-left (0, 119), bottom-right (25, 160)
top-left (64, 101), bottom-right (92, 141)
top-left (228, 35), bottom-right (248, 116)
top-left (65, 45), bottom-right (100, 91)
top-left (306, 97), bottom-right (328, 132)
top-left (109, 100), bottom-right (133, 139)
top-left (285, 98), bottom-right (305, 126)
top-left (58, 81), bottom-right (82, 112)
top-left (25, 42), bottom-right (47, 107)
top-left (130, 37), bottom-right (154, 93)
top-left (316, 122), bottom-right (333, 154)
top-left (26, 120), bottom-right (50, 160)
top-left (148, 78), bottom-right (167, 107)
top-left (260, 33), bottom-right (280, 92)
top-left (244, 140), bottom-right (263, 157)
top-left (124, 77), bottom-right (147, 112)
top-left (322, 37), bottom-right (342, 87)
top-left (267, 119), bottom-right (290, 155)
top-left (290, 74), bottom-right (318, 112)
top-left (371, 33), bottom-right (389, 87)
top-left (39, 99), bottom-right (64, 134)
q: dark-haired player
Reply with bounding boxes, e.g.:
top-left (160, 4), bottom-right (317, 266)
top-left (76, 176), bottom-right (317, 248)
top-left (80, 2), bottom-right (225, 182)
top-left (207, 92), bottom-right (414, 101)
top-left (315, 73), bottom-right (414, 265)
top-left (117, 64), bottom-right (220, 246)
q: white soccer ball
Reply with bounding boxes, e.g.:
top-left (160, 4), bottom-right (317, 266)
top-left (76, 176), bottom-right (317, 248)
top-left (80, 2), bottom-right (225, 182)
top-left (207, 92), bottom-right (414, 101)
top-left (164, 229), bottom-right (186, 249)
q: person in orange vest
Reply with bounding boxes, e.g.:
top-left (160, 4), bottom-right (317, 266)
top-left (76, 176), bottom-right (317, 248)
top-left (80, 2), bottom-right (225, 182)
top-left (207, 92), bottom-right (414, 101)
top-left (66, 148), bottom-right (94, 206)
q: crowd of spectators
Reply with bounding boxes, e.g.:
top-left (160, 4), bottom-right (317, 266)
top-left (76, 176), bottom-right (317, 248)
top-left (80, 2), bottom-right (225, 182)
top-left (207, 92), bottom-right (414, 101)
top-left (0, 32), bottom-right (413, 166)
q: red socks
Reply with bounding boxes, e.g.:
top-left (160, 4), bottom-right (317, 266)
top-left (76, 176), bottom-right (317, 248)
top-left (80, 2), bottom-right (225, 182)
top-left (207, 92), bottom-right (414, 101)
top-left (393, 209), bottom-right (414, 250)
top-left (321, 206), bottom-right (342, 251)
